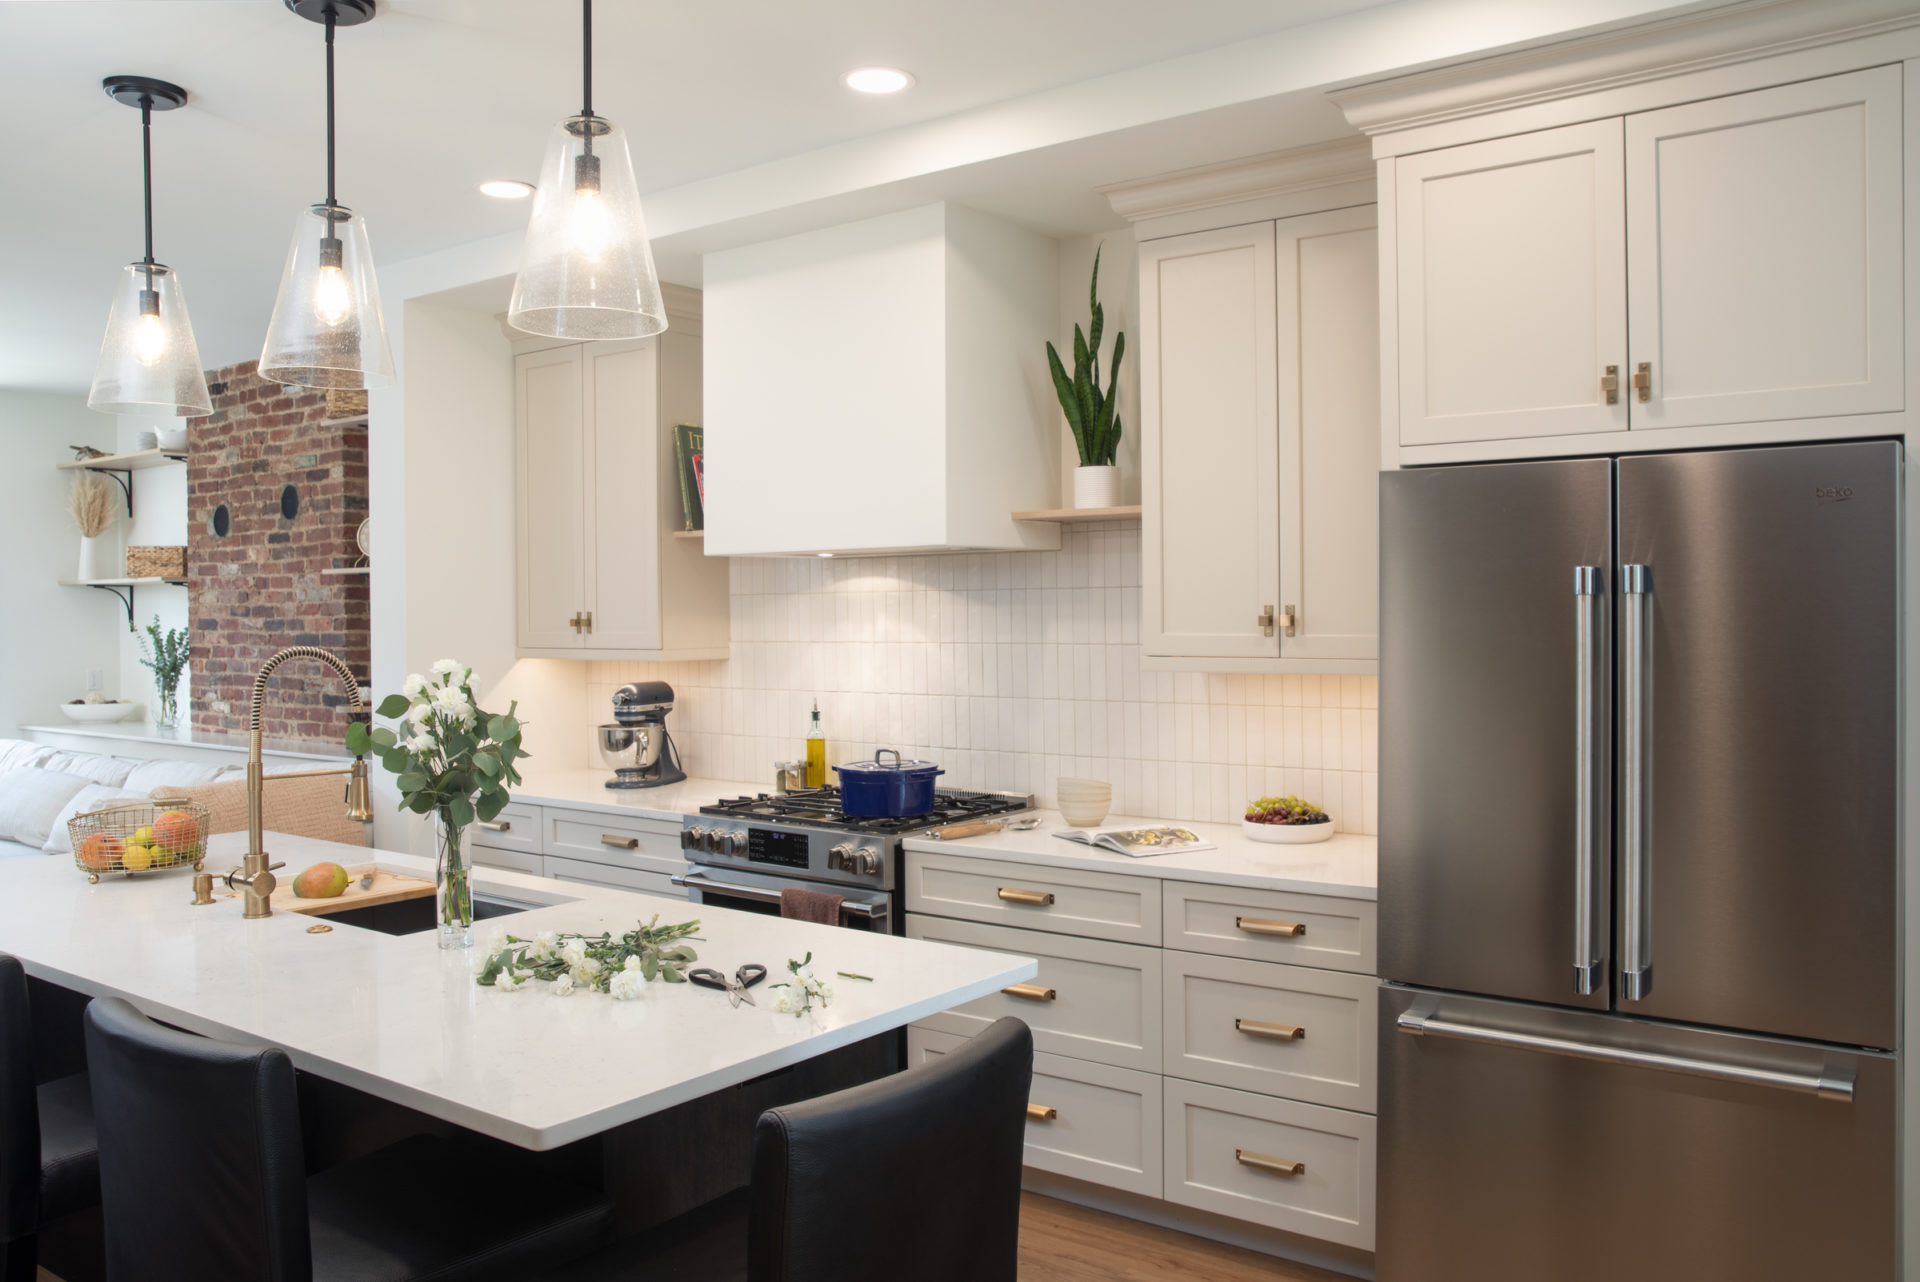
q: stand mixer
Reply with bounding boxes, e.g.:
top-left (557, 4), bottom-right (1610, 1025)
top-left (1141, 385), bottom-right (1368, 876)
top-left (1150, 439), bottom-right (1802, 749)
top-left (598, 681), bottom-right (687, 789)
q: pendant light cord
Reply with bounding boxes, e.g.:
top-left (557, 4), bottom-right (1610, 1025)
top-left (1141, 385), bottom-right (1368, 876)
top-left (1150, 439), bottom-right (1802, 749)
top-left (324, 8), bottom-right (337, 208)
top-left (139, 95), bottom-right (155, 290)
top-left (580, 0), bottom-right (593, 120)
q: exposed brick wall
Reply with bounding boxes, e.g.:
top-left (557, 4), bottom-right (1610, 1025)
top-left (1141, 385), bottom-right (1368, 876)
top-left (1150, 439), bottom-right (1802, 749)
top-left (189, 360), bottom-right (370, 746)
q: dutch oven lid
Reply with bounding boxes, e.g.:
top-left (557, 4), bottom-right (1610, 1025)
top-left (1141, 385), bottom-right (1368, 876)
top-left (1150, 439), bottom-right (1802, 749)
top-left (835, 748), bottom-right (943, 776)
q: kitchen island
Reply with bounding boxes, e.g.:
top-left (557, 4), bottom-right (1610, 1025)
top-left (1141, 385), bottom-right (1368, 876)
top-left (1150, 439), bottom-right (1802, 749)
top-left (0, 830), bottom-right (1036, 1151)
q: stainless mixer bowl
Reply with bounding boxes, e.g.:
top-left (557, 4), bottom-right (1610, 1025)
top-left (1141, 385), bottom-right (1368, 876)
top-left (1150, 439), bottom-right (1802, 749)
top-left (597, 724), bottom-right (663, 773)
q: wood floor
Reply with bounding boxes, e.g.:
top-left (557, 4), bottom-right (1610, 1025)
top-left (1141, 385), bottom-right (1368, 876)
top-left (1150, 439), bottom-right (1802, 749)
top-left (1018, 1192), bottom-right (1352, 1282)
top-left (41, 1193), bottom-right (1350, 1282)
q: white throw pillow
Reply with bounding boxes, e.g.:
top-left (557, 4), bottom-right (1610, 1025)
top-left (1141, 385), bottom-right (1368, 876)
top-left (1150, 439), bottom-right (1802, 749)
top-left (0, 769), bottom-right (92, 848)
top-left (122, 759), bottom-right (233, 792)
top-left (0, 741), bottom-right (55, 772)
top-left (42, 785), bottom-right (146, 855)
top-left (41, 751), bottom-right (139, 787)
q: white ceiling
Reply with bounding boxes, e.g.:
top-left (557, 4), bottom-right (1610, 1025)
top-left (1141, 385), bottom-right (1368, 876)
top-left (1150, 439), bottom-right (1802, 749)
top-left (0, 0), bottom-right (1394, 394)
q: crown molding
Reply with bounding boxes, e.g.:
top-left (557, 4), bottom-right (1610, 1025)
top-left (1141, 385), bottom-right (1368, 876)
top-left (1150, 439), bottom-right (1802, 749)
top-left (1331, 0), bottom-right (1920, 137)
top-left (1101, 137), bottom-right (1375, 224)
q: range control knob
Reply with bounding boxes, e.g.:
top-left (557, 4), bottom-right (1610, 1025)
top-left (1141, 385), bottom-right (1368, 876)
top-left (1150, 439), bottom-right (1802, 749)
top-left (706, 828), bottom-right (731, 854)
top-left (724, 830), bottom-right (747, 855)
top-left (682, 826), bottom-right (708, 852)
top-left (828, 843), bottom-right (854, 871)
top-left (853, 847), bottom-right (880, 876)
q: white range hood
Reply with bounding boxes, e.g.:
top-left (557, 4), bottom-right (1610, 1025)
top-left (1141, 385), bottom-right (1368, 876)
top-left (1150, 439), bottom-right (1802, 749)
top-left (703, 202), bottom-right (1063, 556)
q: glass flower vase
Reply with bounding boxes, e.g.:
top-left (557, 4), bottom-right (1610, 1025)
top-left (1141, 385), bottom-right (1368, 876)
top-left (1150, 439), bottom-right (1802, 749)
top-left (152, 681), bottom-right (181, 732)
top-left (433, 808), bottom-right (474, 950)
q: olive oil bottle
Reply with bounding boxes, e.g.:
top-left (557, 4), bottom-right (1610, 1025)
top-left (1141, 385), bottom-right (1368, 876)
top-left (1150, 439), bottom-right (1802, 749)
top-left (804, 700), bottom-right (827, 788)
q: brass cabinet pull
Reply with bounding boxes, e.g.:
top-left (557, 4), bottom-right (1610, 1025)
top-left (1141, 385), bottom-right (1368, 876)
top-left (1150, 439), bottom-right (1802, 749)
top-left (1027, 1104), bottom-right (1059, 1122)
top-left (997, 887), bottom-right (1055, 907)
top-left (1633, 361), bottom-right (1653, 403)
top-left (582, 610), bottom-right (593, 634)
top-left (601, 834), bottom-right (639, 850)
top-left (1236, 916), bottom-right (1305, 938)
top-left (1601, 364), bottom-right (1619, 404)
top-left (1003, 983), bottom-right (1057, 1003)
top-left (1236, 1149), bottom-right (1305, 1178)
top-left (1257, 605), bottom-right (1276, 636)
top-left (1280, 605), bottom-right (1296, 637)
top-left (477, 821), bottom-right (511, 833)
top-left (1236, 1018), bottom-right (1306, 1041)
top-left (568, 612), bottom-right (585, 634)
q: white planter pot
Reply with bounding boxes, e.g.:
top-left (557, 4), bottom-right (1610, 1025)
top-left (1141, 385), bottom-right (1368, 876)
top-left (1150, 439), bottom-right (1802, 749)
top-left (76, 534), bottom-right (109, 582)
top-left (1241, 818), bottom-right (1336, 845)
top-left (1073, 465), bottom-right (1120, 510)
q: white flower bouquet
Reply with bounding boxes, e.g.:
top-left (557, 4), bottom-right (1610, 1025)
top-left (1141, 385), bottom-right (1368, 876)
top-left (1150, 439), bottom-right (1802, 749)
top-left (475, 916), bottom-right (701, 1000)
top-left (769, 952), bottom-right (833, 1016)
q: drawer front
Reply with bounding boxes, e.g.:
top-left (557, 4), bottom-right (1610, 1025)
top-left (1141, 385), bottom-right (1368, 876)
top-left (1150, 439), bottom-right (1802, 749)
top-left (906, 914), bottom-right (1161, 1072)
top-left (905, 852), bottom-right (1160, 945)
top-left (909, 1027), bottom-right (1163, 1199)
top-left (1164, 1076), bottom-right (1376, 1251)
top-left (545, 808), bottom-right (685, 876)
top-left (546, 854), bottom-right (686, 899)
top-left (1164, 950), bottom-right (1376, 1111)
top-left (1163, 881), bottom-right (1375, 974)
top-left (470, 802), bottom-right (543, 857)
top-left (472, 845), bottom-right (544, 877)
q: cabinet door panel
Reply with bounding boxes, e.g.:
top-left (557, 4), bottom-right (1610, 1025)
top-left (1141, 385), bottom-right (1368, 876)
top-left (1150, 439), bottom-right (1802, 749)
top-left (514, 347), bottom-right (586, 650)
top-left (1141, 223), bottom-right (1280, 659)
top-left (1626, 66), bottom-right (1903, 430)
top-left (1277, 207), bottom-right (1379, 660)
top-left (1396, 120), bottom-right (1627, 445)
top-left (583, 341), bottom-right (663, 651)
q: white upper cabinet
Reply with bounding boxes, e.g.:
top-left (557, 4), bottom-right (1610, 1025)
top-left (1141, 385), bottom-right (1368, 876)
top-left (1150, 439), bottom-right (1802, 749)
top-left (512, 290), bottom-right (729, 661)
top-left (1141, 222), bottom-right (1280, 661)
top-left (1625, 65), bottom-right (1904, 430)
top-left (1137, 194), bottom-right (1380, 673)
top-left (1394, 120), bottom-right (1628, 447)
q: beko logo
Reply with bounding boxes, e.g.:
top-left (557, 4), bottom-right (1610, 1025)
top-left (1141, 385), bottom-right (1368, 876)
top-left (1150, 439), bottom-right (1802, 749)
top-left (1814, 485), bottom-right (1855, 505)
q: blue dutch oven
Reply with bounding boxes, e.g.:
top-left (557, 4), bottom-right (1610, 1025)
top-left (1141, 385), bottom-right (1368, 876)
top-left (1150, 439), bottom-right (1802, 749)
top-left (835, 748), bottom-right (944, 818)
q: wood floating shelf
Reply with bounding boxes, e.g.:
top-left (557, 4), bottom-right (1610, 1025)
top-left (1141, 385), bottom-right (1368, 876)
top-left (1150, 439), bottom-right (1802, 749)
top-left (56, 448), bottom-right (186, 472)
top-left (316, 414), bottom-right (370, 429)
top-left (672, 530), bottom-right (705, 541)
top-left (1012, 505), bottom-right (1142, 524)
top-left (59, 577), bottom-right (186, 588)
top-left (319, 566), bottom-right (371, 576)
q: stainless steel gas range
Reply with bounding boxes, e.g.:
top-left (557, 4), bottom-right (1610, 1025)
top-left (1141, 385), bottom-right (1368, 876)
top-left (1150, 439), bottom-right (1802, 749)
top-left (673, 787), bottom-right (1033, 933)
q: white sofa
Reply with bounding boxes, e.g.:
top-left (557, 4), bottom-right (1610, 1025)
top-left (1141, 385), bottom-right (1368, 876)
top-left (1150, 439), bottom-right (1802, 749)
top-left (0, 738), bottom-right (351, 862)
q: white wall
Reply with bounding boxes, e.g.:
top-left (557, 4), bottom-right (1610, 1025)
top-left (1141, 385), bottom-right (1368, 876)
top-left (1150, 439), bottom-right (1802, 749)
top-left (0, 391), bottom-right (125, 733)
top-left (113, 415), bottom-right (190, 721)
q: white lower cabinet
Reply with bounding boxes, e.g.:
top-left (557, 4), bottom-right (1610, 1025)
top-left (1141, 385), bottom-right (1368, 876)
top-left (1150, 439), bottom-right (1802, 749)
top-left (905, 872), bottom-right (1377, 1254)
top-left (1163, 1076), bottom-right (1375, 1252)
top-left (546, 855), bottom-right (686, 899)
top-left (911, 1027), bottom-right (1164, 1199)
top-left (471, 802), bottom-right (545, 876)
top-left (471, 800), bottom-right (688, 898)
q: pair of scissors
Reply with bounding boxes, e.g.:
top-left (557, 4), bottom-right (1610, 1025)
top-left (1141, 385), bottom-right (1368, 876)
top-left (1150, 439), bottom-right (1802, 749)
top-left (689, 964), bottom-right (767, 1007)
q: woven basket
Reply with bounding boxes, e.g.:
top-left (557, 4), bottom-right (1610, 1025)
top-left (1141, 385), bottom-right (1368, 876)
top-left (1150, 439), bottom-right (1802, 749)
top-left (68, 800), bottom-right (212, 884)
top-left (325, 388), bottom-right (369, 419)
top-left (126, 545), bottom-right (187, 579)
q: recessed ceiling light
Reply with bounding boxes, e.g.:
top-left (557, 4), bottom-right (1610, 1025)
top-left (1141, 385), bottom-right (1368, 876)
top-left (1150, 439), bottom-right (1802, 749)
top-left (843, 67), bottom-right (914, 95)
top-left (478, 179), bottom-right (535, 199)
top-left (817, 552), bottom-right (834, 558)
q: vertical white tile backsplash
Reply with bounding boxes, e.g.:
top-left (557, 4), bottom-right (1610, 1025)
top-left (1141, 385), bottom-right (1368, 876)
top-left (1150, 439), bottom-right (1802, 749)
top-left (584, 521), bottom-right (1378, 833)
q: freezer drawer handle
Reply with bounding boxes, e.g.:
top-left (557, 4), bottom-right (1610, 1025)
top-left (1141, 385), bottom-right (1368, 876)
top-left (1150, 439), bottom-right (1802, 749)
top-left (1236, 916), bottom-right (1305, 938)
top-left (1235, 1150), bottom-right (1306, 1178)
top-left (1621, 563), bottom-right (1654, 1001)
top-left (1572, 566), bottom-right (1605, 997)
top-left (1003, 983), bottom-right (1057, 1003)
top-left (1395, 1008), bottom-right (1854, 1103)
top-left (1026, 1104), bottom-right (1059, 1122)
top-left (997, 887), bottom-right (1055, 907)
top-left (1236, 1019), bottom-right (1305, 1041)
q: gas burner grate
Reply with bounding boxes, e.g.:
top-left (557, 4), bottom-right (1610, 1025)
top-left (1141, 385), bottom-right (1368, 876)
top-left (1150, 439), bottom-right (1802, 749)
top-left (701, 786), bottom-right (1031, 835)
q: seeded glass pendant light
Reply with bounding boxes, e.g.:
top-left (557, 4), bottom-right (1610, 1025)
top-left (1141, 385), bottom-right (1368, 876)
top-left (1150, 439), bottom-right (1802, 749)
top-left (259, 0), bottom-right (394, 389)
top-left (507, 0), bottom-right (666, 339)
top-left (88, 76), bottom-right (212, 418)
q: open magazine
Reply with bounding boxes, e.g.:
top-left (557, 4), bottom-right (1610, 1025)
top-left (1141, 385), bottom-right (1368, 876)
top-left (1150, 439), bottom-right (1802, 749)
top-left (1054, 826), bottom-right (1215, 857)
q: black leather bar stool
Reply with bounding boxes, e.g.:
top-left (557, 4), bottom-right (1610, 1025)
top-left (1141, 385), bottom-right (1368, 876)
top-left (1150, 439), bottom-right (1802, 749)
top-left (0, 953), bottom-right (99, 1282)
top-left (84, 996), bottom-right (615, 1282)
top-left (548, 1015), bottom-right (1034, 1282)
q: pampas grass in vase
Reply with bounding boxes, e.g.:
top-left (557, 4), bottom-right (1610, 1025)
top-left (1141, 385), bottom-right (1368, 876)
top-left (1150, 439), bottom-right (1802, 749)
top-left (69, 473), bottom-right (116, 582)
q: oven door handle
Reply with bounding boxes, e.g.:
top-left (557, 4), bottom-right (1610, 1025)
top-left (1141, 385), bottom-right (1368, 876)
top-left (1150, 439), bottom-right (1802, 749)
top-left (669, 872), bottom-right (889, 918)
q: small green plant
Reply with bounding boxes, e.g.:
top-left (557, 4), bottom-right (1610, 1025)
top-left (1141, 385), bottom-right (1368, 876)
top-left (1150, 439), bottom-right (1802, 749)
top-left (137, 617), bottom-right (190, 727)
top-left (1046, 245), bottom-right (1125, 467)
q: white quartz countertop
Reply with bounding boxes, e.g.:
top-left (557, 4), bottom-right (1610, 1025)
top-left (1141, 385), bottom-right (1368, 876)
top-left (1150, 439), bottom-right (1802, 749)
top-left (904, 811), bottom-right (1376, 900)
top-left (0, 832), bottom-right (1035, 1150)
top-left (510, 770), bottom-right (769, 822)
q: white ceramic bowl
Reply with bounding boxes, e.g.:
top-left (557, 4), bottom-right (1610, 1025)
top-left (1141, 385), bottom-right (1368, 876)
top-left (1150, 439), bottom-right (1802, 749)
top-left (59, 702), bottom-right (141, 724)
top-left (1059, 798), bottom-right (1110, 827)
top-left (1057, 778), bottom-right (1111, 827)
top-left (1242, 818), bottom-right (1335, 845)
top-left (155, 424), bottom-right (188, 452)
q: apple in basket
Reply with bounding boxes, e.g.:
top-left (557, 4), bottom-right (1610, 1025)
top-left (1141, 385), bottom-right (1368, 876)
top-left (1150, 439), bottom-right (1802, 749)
top-left (77, 833), bottom-right (123, 873)
top-left (152, 810), bottom-right (201, 860)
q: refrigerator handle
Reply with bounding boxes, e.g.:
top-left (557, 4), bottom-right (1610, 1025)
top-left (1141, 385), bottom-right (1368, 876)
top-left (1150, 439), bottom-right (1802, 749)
top-left (1573, 567), bottom-right (1605, 996)
top-left (1395, 1002), bottom-right (1855, 1102)
top-left (1621, 563), bottom-right (1654, 1001)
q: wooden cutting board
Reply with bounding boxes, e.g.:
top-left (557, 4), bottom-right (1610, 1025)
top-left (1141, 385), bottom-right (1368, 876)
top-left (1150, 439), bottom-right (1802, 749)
top-left (270, 866), bottom-right (436, 917)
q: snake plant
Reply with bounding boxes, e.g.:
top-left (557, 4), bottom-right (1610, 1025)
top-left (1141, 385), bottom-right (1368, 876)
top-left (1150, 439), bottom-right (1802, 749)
top-left (1046, 245), bottom-right (1125, 467)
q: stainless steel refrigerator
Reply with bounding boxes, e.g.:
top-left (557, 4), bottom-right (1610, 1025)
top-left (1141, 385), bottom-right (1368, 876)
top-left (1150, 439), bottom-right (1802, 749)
top-left (1377, 441), bottom-right (1900, 1281)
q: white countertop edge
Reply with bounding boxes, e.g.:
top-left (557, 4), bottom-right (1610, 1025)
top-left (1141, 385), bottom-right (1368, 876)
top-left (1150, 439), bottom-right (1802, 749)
top-left (508, 771), bottom-right (769, 824)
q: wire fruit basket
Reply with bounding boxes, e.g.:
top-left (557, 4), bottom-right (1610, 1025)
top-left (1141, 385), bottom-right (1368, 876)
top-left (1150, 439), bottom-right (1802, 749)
top-left (68, 800), bottom-right (212, 884)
